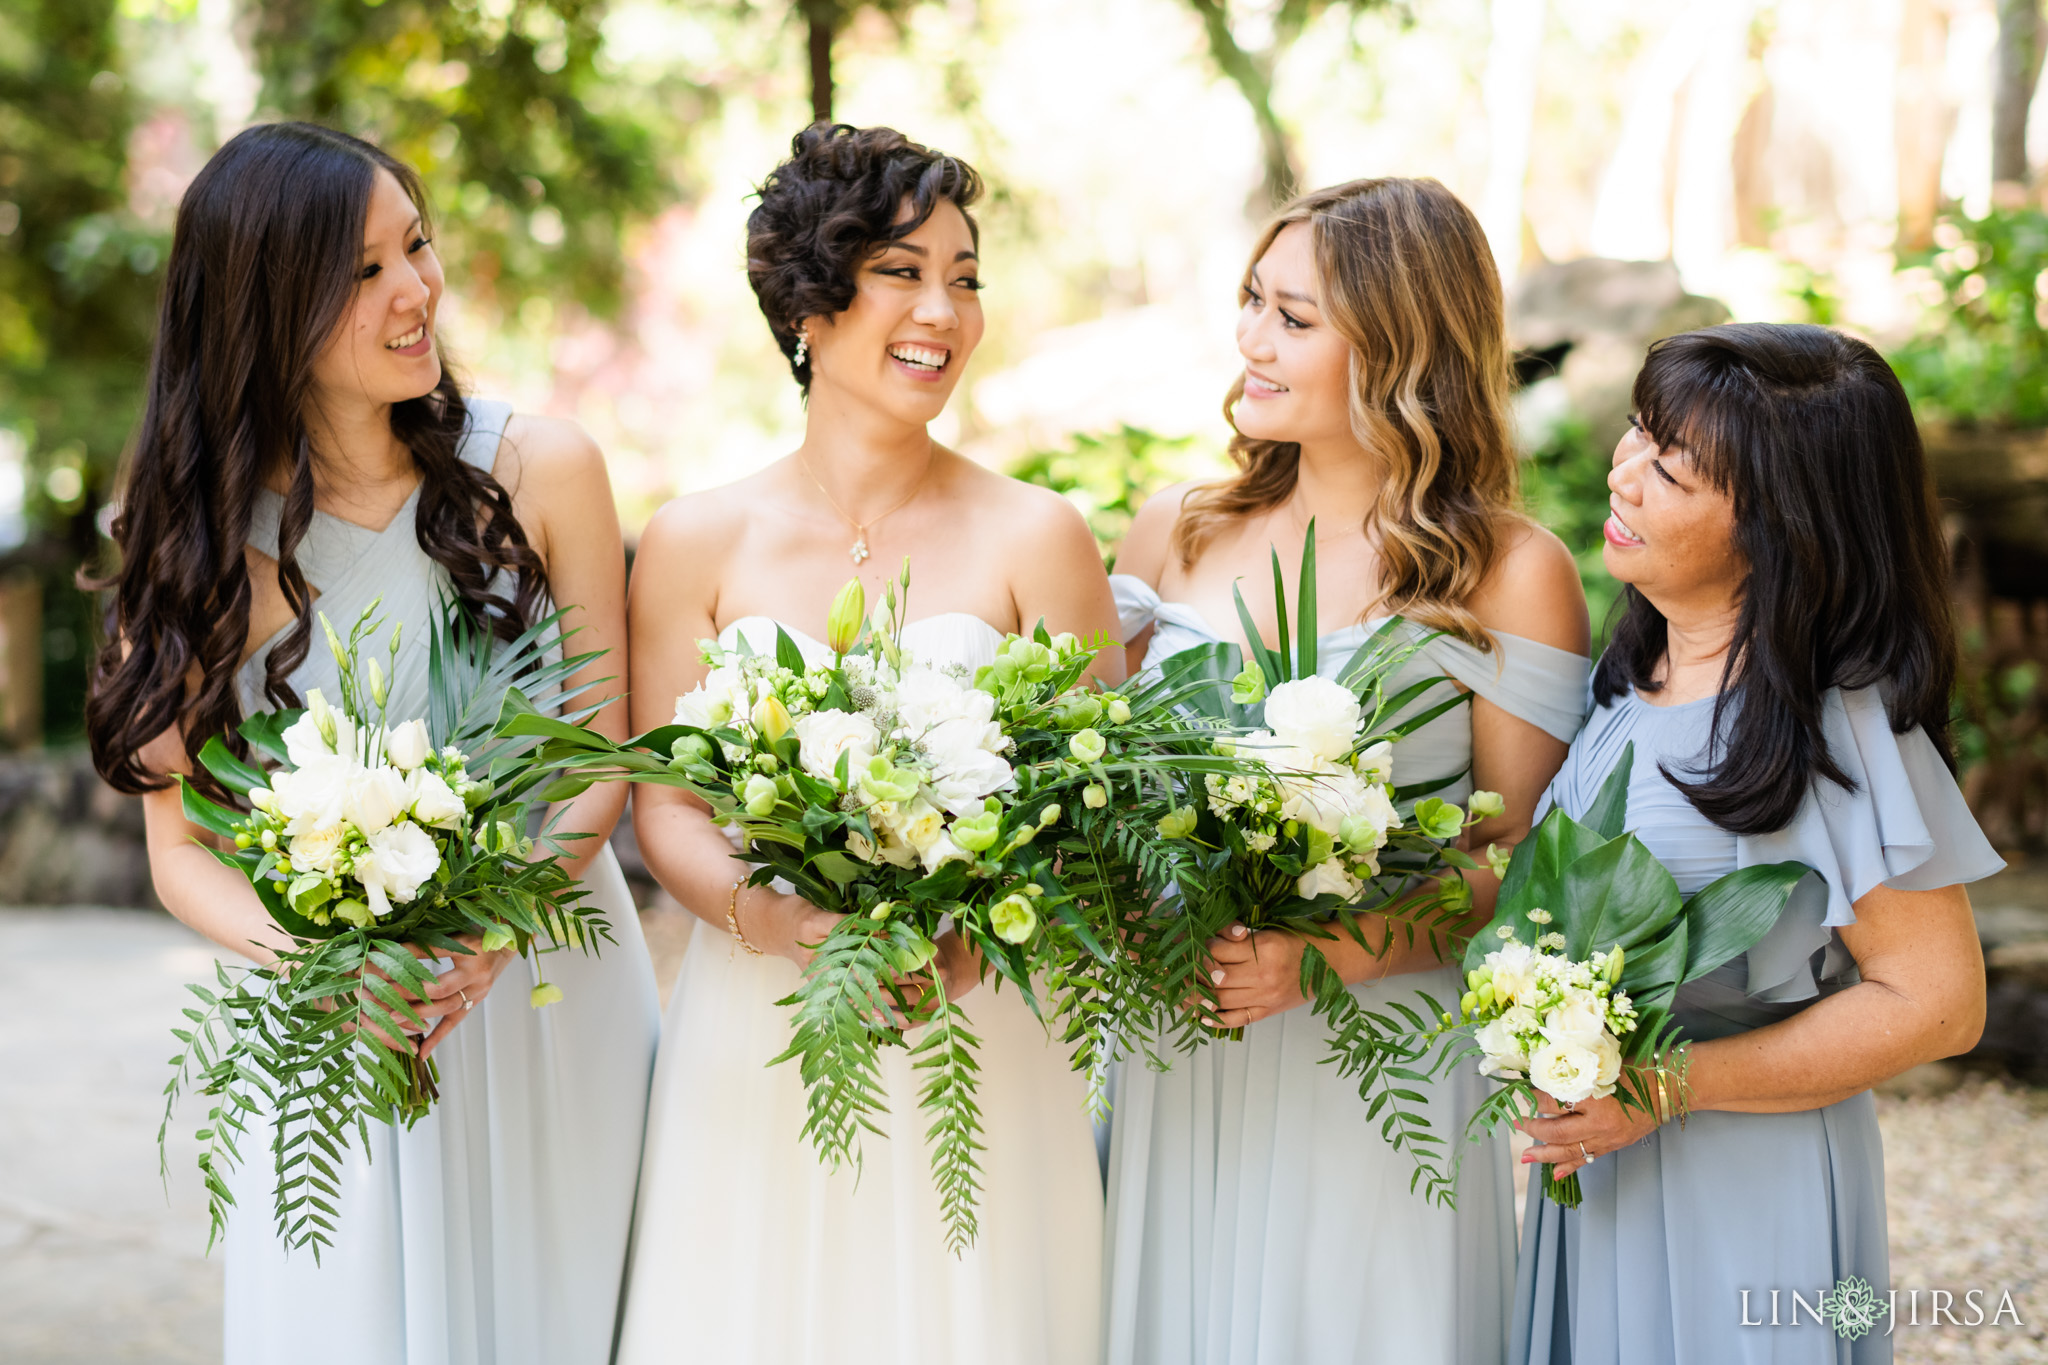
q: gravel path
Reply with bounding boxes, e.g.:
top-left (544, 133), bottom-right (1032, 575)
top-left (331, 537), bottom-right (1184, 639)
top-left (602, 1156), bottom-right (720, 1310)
top-left (3, 906), bottom-right (2043, 1362)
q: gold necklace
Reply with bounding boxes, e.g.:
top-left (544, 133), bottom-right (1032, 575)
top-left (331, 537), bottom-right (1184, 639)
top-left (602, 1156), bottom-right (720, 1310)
top-left (799, 444), bottom-right (935, 565)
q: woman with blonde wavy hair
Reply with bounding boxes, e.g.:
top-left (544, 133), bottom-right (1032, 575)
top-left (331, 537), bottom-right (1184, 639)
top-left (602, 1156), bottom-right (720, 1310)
top-left (1102, 178), bottom-right (1591, 1363)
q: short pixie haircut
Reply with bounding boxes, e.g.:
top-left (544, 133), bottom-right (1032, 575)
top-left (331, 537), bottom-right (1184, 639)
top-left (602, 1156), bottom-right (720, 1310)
top-left (746, 123), bottom-right (983, 389)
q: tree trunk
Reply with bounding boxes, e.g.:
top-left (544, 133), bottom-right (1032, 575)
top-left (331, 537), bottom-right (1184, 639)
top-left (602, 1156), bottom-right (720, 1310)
top-left (1993, 0), bottom-right (2043, 186)
top-left (1185, 0), bottom-right (1299, 209)
top-left (1897, 0), bottom-right (1952, 251)
top-left (806, 0), bottom-right (836, 124)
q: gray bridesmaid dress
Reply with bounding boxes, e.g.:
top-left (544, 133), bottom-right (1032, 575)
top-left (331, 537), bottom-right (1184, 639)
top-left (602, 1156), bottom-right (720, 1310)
top-left (1105, 575), bottom-right (1591, 1365)
top-left (1512, 683), bottom-right (2004, 1365)
top-left (221, 400), bottom-right (661, 1365)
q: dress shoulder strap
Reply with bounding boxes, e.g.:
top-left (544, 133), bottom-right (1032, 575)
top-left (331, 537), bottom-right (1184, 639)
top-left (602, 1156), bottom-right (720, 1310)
top-left (459, 398), bottom-right (514, 474)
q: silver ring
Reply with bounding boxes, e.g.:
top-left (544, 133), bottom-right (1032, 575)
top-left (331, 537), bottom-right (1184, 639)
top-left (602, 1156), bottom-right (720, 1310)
top-left (1578, 1141), bottom-right (1593, 1164)
top-left (1562, 1099), bottom-right (1577, 1112)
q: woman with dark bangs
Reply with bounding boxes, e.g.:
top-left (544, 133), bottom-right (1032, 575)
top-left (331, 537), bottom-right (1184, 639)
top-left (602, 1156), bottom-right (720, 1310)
top-left (613, 124), bottom-right (1117, 1364)
top-left (1511, 324), bottom-right (1996, 1364)
top-left (1105, 178), bottom-right (1591, 1363)
top-left (84, 122), bottom-right (658, 1363)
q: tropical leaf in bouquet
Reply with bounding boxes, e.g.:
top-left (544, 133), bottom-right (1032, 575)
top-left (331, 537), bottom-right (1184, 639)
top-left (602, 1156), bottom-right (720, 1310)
top-left (427, 597), bottom-right (608, 772)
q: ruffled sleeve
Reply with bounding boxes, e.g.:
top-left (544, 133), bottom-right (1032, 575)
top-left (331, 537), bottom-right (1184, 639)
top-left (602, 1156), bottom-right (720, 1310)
top-left (1109, 573), bottom-right (1163, 642)
top-left (1421, 631), bottom-right (1592, 743)
top-left (1734, 684), bottom-right (2004, 1002)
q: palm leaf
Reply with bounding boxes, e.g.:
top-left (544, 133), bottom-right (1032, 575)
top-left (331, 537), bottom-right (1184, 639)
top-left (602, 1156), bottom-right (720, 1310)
top-left (1296, 519), bottom-right (1318, 679)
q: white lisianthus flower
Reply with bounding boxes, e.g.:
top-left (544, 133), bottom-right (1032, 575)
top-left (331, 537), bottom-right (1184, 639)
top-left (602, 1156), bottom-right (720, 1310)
top-left (1542, 993), bottom-right (1611, 1049)
top-left (407, 768), bottom-right (467, 829)
top-left (894, 666), bottom-right (994, 735)
top-left (343, 765), bottom-right (411, 836)
top-left (1277, 764), bottom-right (1375, 837)
top-left (1354, 740), bottom-right (1395, 784)
top-left (355, 819), bottom-right (441, 916)
top-left (674, 664), bottom-right (746, 729)
top-left (1297, 857), bottom-right (1364, 902)
top-left (1263, 676), bottom-right (1363, 763)
top-left (884, 797), bottom-right (947, 855)
top-left (844, 830), bottom-right (879, 864)
top-left (927, 748), bottom-right (1015, 816)
top-left (792, 709), bottom-right (880, 785)
top-left (385, 718), bottom-right (432, 771)
top-left (1592, 1031), bottom-right (1623, 1089)
top-left (918, 830), bottom-right (974, 874)
top-left (1488, 941), bottom-right (1544, 1010)
top-left (287, 824), bottom-right (344, 874)
top-left (272, 753), bottom-right (354, 833)
top-left (1527, 1038), bottom-right (1608, 1104)
top-left (281, 709), bottom-right (337, 768)
top-left (1473, 1017), bottom-right (1529, 1077)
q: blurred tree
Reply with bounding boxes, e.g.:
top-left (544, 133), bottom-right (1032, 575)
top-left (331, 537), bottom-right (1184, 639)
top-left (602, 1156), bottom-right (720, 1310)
top-left (744, 0), bottom-right (939, 123)
top-left (0, 0), bottom-right (166, 740)
top-left (250, 0), bottom-right (705, 320)
top-left (1010, 426), bottom-right (1222, 569)
top-left (1993, 0), bottom-right (2043, 187)
top-left (1176, 0), bottom-right (1396, 209)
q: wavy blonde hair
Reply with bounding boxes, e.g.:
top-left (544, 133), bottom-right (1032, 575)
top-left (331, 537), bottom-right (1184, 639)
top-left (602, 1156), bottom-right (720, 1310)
top-left (1172, 177), bottom-right (1524, 649)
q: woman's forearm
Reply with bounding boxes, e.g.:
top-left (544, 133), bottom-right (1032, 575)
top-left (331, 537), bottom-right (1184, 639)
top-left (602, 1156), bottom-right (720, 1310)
top-left (151, 840), bottom-right (297, 966)
top-left (1685, 977), bottom-right (1976, 1115)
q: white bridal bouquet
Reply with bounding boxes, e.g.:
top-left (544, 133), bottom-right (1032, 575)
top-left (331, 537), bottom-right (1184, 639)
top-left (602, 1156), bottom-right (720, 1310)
top-left (167, 602), bottom-right (612, 1256)
top-left (507, 562), bottom-right (1238, 1250)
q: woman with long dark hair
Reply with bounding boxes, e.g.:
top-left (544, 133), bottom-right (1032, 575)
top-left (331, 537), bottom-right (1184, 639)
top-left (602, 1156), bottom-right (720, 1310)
top-left (1511, 323), bottom-right (1996, 1364)
top-left (1103, 178), bottom-right (1591, 1363)
top-left (85, 122), bottom-right (657, 1363)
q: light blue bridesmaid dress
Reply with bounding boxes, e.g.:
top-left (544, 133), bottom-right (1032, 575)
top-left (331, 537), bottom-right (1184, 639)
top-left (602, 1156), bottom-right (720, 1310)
top-left (221, 400), bottom-right (661, 1365)
top-left (1513, 683), bottom-right (2003, 1365)
top-left (1103, 575), bottom-right (1591, 1365)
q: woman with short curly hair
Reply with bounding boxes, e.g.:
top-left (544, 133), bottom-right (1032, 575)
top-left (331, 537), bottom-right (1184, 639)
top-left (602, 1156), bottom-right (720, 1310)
top-left (612, 124), bottom-right (1119, 1365)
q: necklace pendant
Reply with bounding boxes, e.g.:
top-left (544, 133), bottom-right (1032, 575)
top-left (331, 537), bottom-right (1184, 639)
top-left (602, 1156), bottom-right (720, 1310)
top-left (849, 537), bottom-right (870, 565)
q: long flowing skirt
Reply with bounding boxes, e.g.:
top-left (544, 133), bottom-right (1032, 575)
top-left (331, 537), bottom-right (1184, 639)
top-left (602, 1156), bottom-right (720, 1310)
top-left (614, 918), bottom-right (1104, 1365)
top-left (222, 847), bottom-right (661, 1365)
top-left (1103, 964), bottom-right (1516, 1365)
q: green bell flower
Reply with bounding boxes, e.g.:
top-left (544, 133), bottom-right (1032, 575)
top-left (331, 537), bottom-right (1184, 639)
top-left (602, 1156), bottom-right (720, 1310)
top-left (990, 893), bottom-right (1037, 945)
top-left (951, 810), bottom-right (1002, 853)
top-left (742, 773), bottom-right (780, 818)
top-left (1068, 728), bottom-right (1107, 763)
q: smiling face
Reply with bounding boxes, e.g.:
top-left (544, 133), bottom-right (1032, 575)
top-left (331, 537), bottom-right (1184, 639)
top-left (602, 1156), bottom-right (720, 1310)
top-left (1232, 221), bottom-right (1355, 449)
top-left (804, 198), bottom-right (984, 428)
top-left (307, 168), bottom-right (444, 410)
top-left (1603, 417), bottom-right (1745, 617)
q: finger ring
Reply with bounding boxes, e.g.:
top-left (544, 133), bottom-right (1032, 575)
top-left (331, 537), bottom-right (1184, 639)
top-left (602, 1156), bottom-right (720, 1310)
top-left (1562, 1099), bottom-right (1577, 1112)
top-left (458, 988), bottom-right (473, 1011)
top-left (1578, 1141), bottom-right (1593, 1164)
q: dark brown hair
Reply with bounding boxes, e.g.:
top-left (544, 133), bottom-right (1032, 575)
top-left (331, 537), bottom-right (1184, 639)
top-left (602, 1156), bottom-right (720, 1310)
top-left (1595, 322), bottom-right (1957, 835)
top-left (86, 122), bottom-right (545, 794)
top-left (1172, 177), bottom-right (1524, 648)
top-left (745, 122), bottom-right (983, 390)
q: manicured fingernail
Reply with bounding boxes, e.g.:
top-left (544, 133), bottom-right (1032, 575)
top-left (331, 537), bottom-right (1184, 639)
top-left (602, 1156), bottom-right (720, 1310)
top-left (1211, 970), bottom-right (1226, 985)
top-left (1231, 925), bottom-right (1247, 938)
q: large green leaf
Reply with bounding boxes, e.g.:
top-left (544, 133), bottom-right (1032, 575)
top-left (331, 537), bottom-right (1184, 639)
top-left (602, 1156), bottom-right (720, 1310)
top-left (197, 735), bottom-right (269, 797)
top-left (493, 687), bottom-right (612, 749)
top-left (1295, 525), bottom-right (1318, 680)
top-left (1464, 807), bottom-right (1611, 972)
top-left (1557, 834), bottom-right (1683, 961)
top-left (1156, 641), bottom-right (1254, 728)
top-left (239, 708), bottom-right (302, 765)
top-left (1618, 916), bottom-right (1688, 1014)
top-left (1679, 861), bottom-right (1813, 983)
top-left (1231, 578), bottom-right (1280, 686)
top-left (179, 776), bottom-right (244, 840)
top-left (1580, 743), bottom-right (1635, 839)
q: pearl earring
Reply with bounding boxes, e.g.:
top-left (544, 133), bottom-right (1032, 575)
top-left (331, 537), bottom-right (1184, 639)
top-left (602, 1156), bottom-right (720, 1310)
top-left (793, 333), bottom-right (809, 368)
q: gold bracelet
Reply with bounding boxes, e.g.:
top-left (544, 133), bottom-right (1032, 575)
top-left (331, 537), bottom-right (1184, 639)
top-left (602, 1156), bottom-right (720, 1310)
top-left (726, 877), bottom-right (765, 958)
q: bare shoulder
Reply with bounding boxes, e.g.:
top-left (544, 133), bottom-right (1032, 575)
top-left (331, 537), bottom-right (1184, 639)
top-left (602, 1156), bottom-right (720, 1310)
top-left (1116, 478), bottom-right (1212, 583)
top-left (637, 483), bottom-right (747, 572)
top-left (1468, 519), bottom-right (1590, 655)
top-left (496, 412), bottom-right (607, 493)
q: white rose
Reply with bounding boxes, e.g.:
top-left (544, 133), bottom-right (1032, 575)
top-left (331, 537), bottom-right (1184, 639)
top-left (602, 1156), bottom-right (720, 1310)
top-left (1263, 676), bottom-right (1362, 763)
top-left (1354, 740), bottom-right (1395, 784)
top-left (287, 824), bottom-right (344, 874)
top-left (273, 753), bottom-right (353, 832)
top-left (1528, 1038), bottom-right (1608, 1105)
top-left (385, 718), bottom-right (432, 771)
top-left (927, 748), bottom-right (1014, 816)
top-left (1542, 993), bottom-right (1611, 1049)
top-left (355, 819), bottom-right (441, 915)
top-left (342, 765), bottom-right (411, 836)
top-left (407, 768), bottom-right (467, 829)
top-left (793, 709), bottom-right (880, 785)
top-left (1297, 857), bottom-right (1363, 902)
top-left (281, 710), bottom-right (335, 768)
top-left (1592, 1031), bottom-right (1623, 1089)
top-left (1239, 729), bottom-right (1317, 775)
top-left (919, 830), bottom-right (974, 874)
top-left (674, 664), bottom-right (745, 729)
